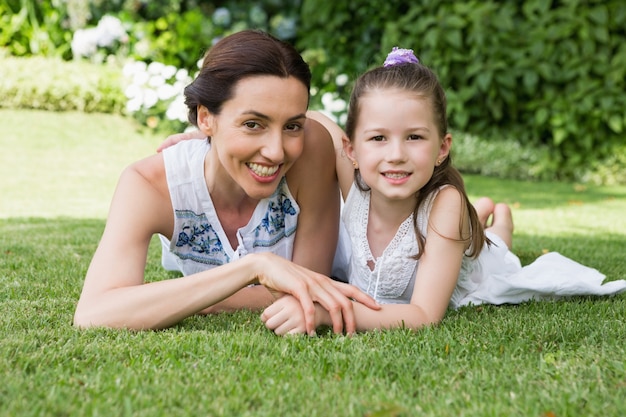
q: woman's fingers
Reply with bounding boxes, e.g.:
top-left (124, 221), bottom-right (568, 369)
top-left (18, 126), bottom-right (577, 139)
top-left (333, 281), bottom-right (380, 310)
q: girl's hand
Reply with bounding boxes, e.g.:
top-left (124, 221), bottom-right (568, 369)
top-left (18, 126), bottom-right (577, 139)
top-left (156, 130), bottom-right (205, 152)
top-left (261, 295), bottom-right (310, 336)
top-left (252, 253), bottom-right (379, 335)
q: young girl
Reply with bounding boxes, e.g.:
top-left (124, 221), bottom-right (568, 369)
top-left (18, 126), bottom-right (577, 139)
top-left (261, 48), bottom-right (626, 335)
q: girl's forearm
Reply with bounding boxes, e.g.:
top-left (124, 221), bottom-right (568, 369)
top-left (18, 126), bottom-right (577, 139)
top-left (199, 285), bottom-right (274, 314)
top-left (317, 301), bottom-right (437, 332)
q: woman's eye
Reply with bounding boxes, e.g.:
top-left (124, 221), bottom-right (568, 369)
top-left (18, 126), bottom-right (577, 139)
top-left (244, 121), bottom-right (261, 129)
top-left (371, 135), bottom-right (385, 142)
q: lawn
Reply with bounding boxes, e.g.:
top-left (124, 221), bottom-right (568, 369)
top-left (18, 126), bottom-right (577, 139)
top-left (1, 109), bottom-right (625, 417)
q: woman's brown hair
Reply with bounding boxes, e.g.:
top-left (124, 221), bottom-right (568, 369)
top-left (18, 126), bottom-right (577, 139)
top-left (184, 29), bottom-right (311, 126)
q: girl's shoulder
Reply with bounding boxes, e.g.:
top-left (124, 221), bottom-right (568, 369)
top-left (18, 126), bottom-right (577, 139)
top-left (286, 116), bottom-right (336, 195)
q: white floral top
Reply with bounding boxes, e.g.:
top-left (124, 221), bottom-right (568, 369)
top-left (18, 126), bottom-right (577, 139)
top-left (160, 139), bottom-right (299, 276)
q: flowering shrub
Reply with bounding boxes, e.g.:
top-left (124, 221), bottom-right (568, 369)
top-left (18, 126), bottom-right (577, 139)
top-left (71, 15), bottom-right (128, 62)
top-left (122, 59), bottom-right (195, 133)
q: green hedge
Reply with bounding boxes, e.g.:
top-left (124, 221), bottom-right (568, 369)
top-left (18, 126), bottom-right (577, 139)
top-left (298, 0), bottom-right (626, 181)
top-left (0, 55), bottom-right (126, 113)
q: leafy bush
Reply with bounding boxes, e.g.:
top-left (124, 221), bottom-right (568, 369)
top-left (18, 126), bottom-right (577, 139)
top-left (0, 0), bottom-right (73, 58)
top-left (0, 55), bottom-right (125, 113)
top-left (297, 0), bottom-right (407, 111)
top-left (452, 132), bottom-right (550, 182)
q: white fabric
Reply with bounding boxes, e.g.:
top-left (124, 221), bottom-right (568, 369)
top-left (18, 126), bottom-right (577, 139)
top-left (335, 183), bottom-right (626, 307)
top-left (160, 139), bottom-right (300, 276)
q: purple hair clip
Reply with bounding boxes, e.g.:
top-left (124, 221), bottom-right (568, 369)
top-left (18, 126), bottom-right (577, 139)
top-left (383, 47), bottom-right (419, 67)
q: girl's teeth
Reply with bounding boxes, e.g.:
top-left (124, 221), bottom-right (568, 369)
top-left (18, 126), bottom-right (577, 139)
top-left (385, 173), bottom-right (407, 179)
top-left (248, 163), bottom-right (279, 177)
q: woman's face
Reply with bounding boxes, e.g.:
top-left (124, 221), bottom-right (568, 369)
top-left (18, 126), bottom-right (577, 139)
top-left (200, 75), bottom-right (308, 201)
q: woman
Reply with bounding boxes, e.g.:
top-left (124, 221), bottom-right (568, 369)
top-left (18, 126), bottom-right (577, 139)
top-left (74, 30), bottom-right (378, 335)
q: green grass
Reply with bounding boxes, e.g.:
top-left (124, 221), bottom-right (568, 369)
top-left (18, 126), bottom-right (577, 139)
top-left (1, 109), bottom-right (625, 417)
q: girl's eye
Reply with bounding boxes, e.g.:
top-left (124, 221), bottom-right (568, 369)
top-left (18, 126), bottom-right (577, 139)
top-left (408, 134), bottom-right (422, 141)
top-left (285, 122), bottom-right (303, 132)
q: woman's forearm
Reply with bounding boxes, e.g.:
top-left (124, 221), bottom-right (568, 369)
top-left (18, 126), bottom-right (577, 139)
top-left (74, 256), bottom-right (260, 330)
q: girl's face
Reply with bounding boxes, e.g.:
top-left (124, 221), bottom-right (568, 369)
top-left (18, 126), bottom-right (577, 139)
top-left (198, 75), bottom-right (308, 201)
top-left (346, 88), bottom-right (451, 203)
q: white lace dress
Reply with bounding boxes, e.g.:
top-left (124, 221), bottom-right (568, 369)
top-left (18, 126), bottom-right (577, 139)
top-left (333, 184), bottom-right (626, 308)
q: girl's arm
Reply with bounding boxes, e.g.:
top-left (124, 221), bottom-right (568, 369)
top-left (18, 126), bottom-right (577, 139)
top-left (156, 130), bottom-right (205, 153)
top-left (262, 187), bottom-right (467, 333)
top-left (305, 111), bottom-right (354, 201)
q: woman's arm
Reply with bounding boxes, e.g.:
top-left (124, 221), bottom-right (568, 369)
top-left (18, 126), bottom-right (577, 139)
top-left (262, 187), bottom-right (467, 333)
top-left (74, 154), bottom-right (266, 329)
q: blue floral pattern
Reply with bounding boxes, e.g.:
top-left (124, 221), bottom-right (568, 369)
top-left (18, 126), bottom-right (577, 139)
top-left (173, 210), bottom-right (229, 266)
top-left (253, 187), bottom-right (297, 247)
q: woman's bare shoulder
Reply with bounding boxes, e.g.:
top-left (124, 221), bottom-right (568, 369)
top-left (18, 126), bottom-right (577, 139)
top-left (122, 152), bottom-right (169, 198)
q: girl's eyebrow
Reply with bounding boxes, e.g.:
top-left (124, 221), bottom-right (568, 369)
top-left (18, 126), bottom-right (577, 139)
top-left (363, 126), bottom-right (431, 134)
top-left (242, 110), bottom-right (306, 122)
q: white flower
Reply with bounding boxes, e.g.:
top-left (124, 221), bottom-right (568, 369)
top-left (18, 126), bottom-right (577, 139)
top-left (148, 75), bottom-right (166, 88)
top-left (166, 95), bottom-right (188, 122)
top-left (132, 70), bottom-right (150, 86)
top-left (335, 73), bottom-right (349, 87)
top-left (330, 98), bottom-right (347, 113)
top-left (142, 89), bottom-right (159, 109)
top-left (124, 84), bottom-right (142, 99)
top-left (321, 92), bottom-right (335, 107)
top-left (147, 61), bottom-right (165, 75)
top-left (157, 84), bottom-right (179, 101)
top-left (212, 7), bottom-right (231, 27)
top-left (175, 68), bottom-right (189, 81)
top-left (126, 96), bottom-right (143, 113)
top-left (161, 65), bottom-right (177, 80)
top-left (95, 15), bottom-right (127, 47)
top-left (71, 28), bottom-right (98, 57)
